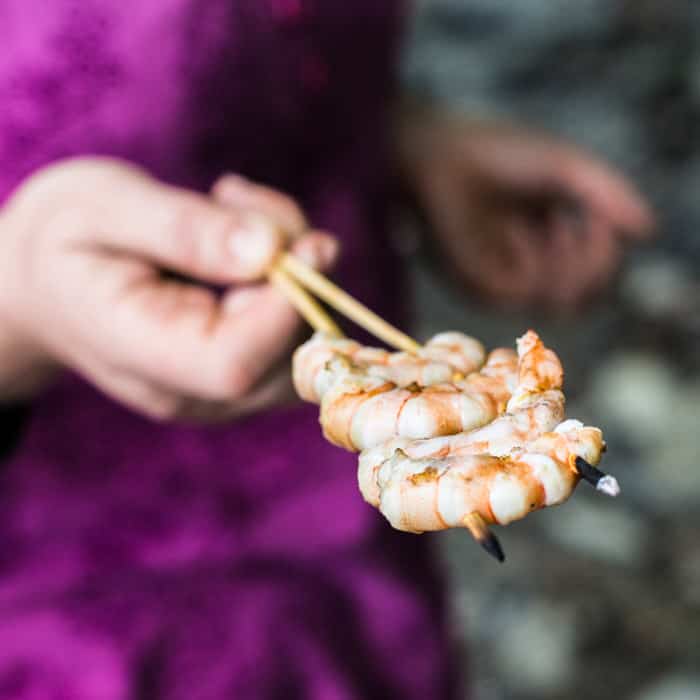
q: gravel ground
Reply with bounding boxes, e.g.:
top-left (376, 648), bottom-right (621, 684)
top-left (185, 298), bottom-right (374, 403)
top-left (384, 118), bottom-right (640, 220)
top-left (403, 2), bottom-right (700, 698)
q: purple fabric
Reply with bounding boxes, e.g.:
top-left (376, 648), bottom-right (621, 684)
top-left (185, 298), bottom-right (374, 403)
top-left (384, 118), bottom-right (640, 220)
top-left (0, 2), bottom-right (460, 698)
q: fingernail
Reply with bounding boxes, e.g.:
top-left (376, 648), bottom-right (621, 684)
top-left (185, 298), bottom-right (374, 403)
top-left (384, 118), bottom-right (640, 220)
top-left (223, 172), bottom-right (248, 184)
top-left (224, 286), bottom-right (263, 314)
top-left (317, 237), bottom-right (339, 267)
top-left (228, 213), bottom-right (281, 276)
top-left (295, 236), bottom-right (339, 269)
top-left (216, 172), bottom-right (248, 190)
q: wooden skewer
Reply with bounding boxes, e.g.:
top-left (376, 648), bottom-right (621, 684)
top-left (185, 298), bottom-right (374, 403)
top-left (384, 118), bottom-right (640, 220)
top-left (268, 266), bottom-right (343, 337)
top-left (279, 253), bottom-right (422, 355)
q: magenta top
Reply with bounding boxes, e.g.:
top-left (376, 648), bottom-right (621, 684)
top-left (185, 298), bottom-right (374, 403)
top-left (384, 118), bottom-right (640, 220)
top-left (0, 2), bottom-right (459, 698)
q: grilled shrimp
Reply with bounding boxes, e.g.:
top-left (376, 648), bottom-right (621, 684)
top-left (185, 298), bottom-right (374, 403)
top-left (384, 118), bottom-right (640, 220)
top-left (292, 331), bottom-right (486, 403)
top-left (363, 420), bottom-right (604, 533)
top-left (321, 375), bottom-right (495, 451)
top-left (358, 388), bottom-right (565, 506)
top-left (360, 333), bottom-right (559, 455)
top-left (516, 329), bottom-right (563, 393)
top-left (318, 332), bottom-right (559, 452)
top-left (318, 345), bottom-right (519, 451)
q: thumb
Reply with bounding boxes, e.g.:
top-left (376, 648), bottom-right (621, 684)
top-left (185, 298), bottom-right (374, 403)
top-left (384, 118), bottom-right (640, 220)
top-left (75, 163), bottom-right (287, 283)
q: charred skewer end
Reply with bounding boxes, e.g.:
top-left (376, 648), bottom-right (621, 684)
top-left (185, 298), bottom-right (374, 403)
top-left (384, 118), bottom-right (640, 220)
top-left (480, 534), bottom-right (506, 563)
top-left (574, 456), bottom-right (621, 498)
top-left (463, 513), bottom-right (506, 563)
top-left (596, 474), bottom-right (621, 497)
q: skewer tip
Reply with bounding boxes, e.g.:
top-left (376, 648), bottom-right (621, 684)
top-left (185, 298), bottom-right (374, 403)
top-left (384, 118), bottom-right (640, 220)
top-left (463, 513), bottom-right (506, 563)
top-left (574, 456), bottom-right (621, 498)
top-left (480, 534), bottom-right (506, 563)
top-left (596, 474), bottom-right (621, 498)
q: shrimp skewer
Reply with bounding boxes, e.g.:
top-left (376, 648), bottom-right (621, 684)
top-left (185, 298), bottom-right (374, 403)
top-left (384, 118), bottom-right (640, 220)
top-left (364, 420), bottom-right (606, 534)
top-left (292, 325), bottom-right (615, 561)
top-left (277, 257), bottom-right (615, 561)
top-left (318, 344), bottom-right (518, 451)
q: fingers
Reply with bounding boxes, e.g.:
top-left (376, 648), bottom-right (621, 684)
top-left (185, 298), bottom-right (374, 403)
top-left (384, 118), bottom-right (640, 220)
top-left (560, 217), bottom-right (621, 308)
top-left (459, 125), bottom-right (654, 238)
top-left (101, 231), bottom-right (336, 403)
top-left (551, 146), bottom-right (655, 238)
top-left (75, 280), bottom-right (298, 421)
top-left (544, 217), bottom-right (583, 310)
top-left (581, 217), bottom-right (622, 294)
top-left (8, 157), bottom-right (341, 416)
top-left (92, 169), bottom-right (338, 406)
top-left (169, 364), bottom-right (297, 423)
top-left (71, 165), bottom-right (289, 283)
top-left (103, 365), bottom-right (295, 423)
top-left (463, 207), bottom-right (623, 311)
top-left (537, 208), bottom-right (623, 311)
top-left (287, 230), bottom-right (339, 270)
top-left (465, 226), bottom-right (538, 308)
top-left (104, 278), bottom-right (294, 402)
top-left (498, 221), bottom-right (542, 305)
top-left (78, 352), bottom-right (185, 421)
top-left (85, 359), bottom-right (294, 423)
top-left (210, 170), bottom-right (339, 271)
top-left (211, 173), bottom-right (308, 236)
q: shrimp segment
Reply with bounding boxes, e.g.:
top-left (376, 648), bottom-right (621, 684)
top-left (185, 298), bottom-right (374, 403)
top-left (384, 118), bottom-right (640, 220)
top-left (516, 330), bottom-right (563, 392)
top-left (366, 421), bottom-right (604, 533)
top-left (358, 388), bottom-right (565, 507)
top-left (319, 346), bottom-right (518, 451)
top-left (325, 381), bottom-right (499, 452)
top-left (293, 331), bottom-right (486, 403)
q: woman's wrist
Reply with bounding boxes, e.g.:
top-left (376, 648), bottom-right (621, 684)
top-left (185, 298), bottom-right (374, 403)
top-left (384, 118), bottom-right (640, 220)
top-left (0, 209), bottom-right (56, 401)
top-left (0, 320), bottom-right (56, 401)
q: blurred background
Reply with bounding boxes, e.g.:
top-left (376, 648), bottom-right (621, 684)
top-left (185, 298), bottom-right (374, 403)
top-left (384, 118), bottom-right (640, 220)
top-left (400, 1), bottom-right (700, 699)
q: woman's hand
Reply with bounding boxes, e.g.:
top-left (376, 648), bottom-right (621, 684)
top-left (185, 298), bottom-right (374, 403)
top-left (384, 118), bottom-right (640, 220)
top-left (397, 111), bottom-right (654, 310)
top-left (0, 158), bottom-right (337, 419)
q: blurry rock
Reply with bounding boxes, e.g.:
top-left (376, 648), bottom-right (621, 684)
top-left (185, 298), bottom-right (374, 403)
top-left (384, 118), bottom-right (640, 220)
top-left (537, 97), bottom-right (644, 168)
top-left (677, 539), bottom-right (700, 607)
top-left (621, 256), bottom-right (696, 318)
top-left (645, 397), bottom-right (700, 510)
top-left (493, 600), bottom-right (577, 695)
top-left (403, 3), bottom-right (700, 699)
top-left (589, 354), bottom-right (677, 447)
top-left (635, 674), bottom-right (700, 700)
top-left (542, 499), bottom-right (648, 566)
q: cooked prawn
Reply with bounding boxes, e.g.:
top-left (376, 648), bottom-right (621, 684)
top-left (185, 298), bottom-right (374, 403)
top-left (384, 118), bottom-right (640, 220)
top-left (358, 388), bottom-right (565, 507)
top-left (318, 344), bottom-right (519, 451)
top-left (292, 331), bottom-right (486, 403)
top-left (331, 330), bottom-right (557, 453)
top-left (364, 419), bottom-right (605, 533)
